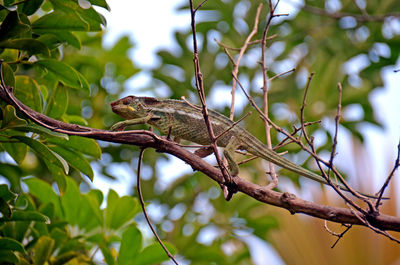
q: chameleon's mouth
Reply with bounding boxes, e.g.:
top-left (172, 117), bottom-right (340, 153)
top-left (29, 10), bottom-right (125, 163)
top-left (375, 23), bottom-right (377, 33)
top-left (111, 104), bottom-right (135, 119)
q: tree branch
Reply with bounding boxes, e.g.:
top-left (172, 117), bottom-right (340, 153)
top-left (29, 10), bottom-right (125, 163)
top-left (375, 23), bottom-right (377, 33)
top-left (1, 83), bottom-right (400, 233)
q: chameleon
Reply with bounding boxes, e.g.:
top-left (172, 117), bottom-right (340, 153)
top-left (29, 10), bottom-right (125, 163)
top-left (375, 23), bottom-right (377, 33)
top-left (110, 95), bottom-right (377, 199)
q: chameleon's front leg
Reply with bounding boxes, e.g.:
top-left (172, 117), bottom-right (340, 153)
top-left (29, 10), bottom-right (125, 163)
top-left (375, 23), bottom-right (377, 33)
top-left (110, 114), bottom-right (156, 131)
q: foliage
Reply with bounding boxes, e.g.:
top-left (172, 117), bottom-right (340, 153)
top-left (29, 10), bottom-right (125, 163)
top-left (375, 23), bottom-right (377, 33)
top-left (0, 0), bottom-right (399, 264)
top-left (0, 0), bottom-right (173, 264)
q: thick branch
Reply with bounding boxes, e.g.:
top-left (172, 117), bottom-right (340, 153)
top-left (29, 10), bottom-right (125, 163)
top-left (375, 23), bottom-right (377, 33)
top-left (0, 86), bottom-right (399, 232)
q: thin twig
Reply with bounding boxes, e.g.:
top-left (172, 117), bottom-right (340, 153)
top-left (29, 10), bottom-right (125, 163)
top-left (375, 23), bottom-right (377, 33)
top-left (376, 139), bottom-right (400, 208)
top-left (229, 3), bottom-right (263, 120)
top-left (298, 74), bottom-right (375, 213)
top-left (323, 221), bottom-right (352, 248)
top-left (232, 70), bottom-right (373, 214)
top-left (238, 155), bottom-right (259, 165)
top-left (328, 83), bottom-right (342, 181)
top-left (215, 36), bottom-right (277, 51)
top-left (189, 0), bottom-right (234, 199)
top-left (260, 0), bottom-right (281, 189)
top-left (273, 121), bottom-right (320, 150)
top-left (266, 68), bottom-right (296, 82)
top-left (347, 203), bottom-right (400, 244)
top-left (214, 112), bottom-right (251, 141)
top-left (299, 72), bottom-right (314, 144)
top-left (181, 96), bottom-right (202, 111)
top-left (194, 0), bottom-right (208, 13)
top-left (136, 148), bottom-right (179, 265)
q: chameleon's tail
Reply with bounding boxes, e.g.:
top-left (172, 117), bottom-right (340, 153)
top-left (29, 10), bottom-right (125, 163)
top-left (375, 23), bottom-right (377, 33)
top-left (249, 143), bottom-right (381, 199)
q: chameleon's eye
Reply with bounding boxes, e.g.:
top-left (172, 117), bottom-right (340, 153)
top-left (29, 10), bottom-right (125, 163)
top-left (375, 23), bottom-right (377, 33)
top-left (122, 96), bottom-right (134, 105)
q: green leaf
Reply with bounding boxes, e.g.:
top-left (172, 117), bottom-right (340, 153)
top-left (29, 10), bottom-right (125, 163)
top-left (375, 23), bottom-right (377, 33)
top-left (33, 236), bottom-right (55, 265)
top-left (0, 184), bottom-right (17, 201)
top-left (57, 238), bottom-right (85, 256)
top-left (50, 146), bottom-right (94, 180)
top-left (61, 178), bottom-right (80, 225)
top-left (0, 38), bottom-right (50, 56)
top-left (45, 84), bottom-right (68, 119)
top-left (39, 201), bottom-right (55, 220)
top-left (0, 62), bottom-right (15, 87)
top-left (32, 10), bottom-right (89, 31)
top-left (0, 250), bottom-right (19, 264)
top-left (0, 197), bottom-right (12, 218)
top-left (89, 0), bottom-right (110, 10)
top-left (52, 251), bottom-right (78, 265)
top-left (118, 226), bottom-right (142, 265)
top-left (62, 114), bottom-right (88, 126)
top-left (20, 0), bottom-right (44, 16)
top-left (49, 0), bottom-right (105, 30)
top-left (12, 135), bottom-right (69, 174)
top-left (0, 237), bottom-right (25, 253)
top-left (23, 178), bottom-right (62, 217)
top-left (77, 190), bottom-right (103, 229)
top-left (0, 210), bottom-right (49, 222)
top-left (14, 75), bottom-right (43, 112)
top-left (100, 245), bottom-right (114, 265)
top-left (43, 159), bottom-right (67, 194)
top-left (0, 105), bottom-right (28, 164)
top-left (76, 70), bottom-right (90, 93)
top-left (0, 11), bottom-right (30, 42)
top-left (105, 192), bottom-right (139, 230)
top-left (50, 228), bottom-right (67, 250)
top-left (46, 136), bottom-right (101, 158)
top-left (33, 29), bottom-right (81, 49)
top-left (35, 59), bottom-right (90, 93)
top-left (1, 130), bottom-right (28, 164)
top-left (12, 124), bottom-right (69, 139)
top-left (135, 242), bottom-right (176, 265)
top-left (1, 105), bottom-right (27, 129)
top-left (0, 164), bottom-right (22, 193)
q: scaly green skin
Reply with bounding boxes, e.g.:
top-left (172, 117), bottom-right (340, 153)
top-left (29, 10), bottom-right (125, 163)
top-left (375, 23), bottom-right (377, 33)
top-left (110, 95), bottom-right (373, 198)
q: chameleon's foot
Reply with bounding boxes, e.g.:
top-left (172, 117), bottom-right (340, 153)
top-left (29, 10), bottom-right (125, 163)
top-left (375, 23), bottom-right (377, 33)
top-left (110, 125), bottom-right (126, 131)
top-left (110, 121), bottom-right (127, 131)
top-left (221, 175), bottom-right (238, 201)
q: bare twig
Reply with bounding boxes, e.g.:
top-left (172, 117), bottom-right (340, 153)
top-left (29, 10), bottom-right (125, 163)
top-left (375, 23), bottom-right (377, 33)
top-left (298, 74), bottom-right (375, 214)
top-left (181, 96), bottom-right (202, 111)
top-left (188, 0), bottom-right (235, 199)
top-left (214, 112), bottom-right (251, 141)
top-left (266, 68), bottom-right (296, 82)
top-left (348, 203), bottom-right (400, 244)
top-left (323, 221), bottom-right (352, 248)
top-left (136, 148), bottom-right (179, 265)
top-left (376, 140), bottom-right (400, 208)
top-left (328, 83), bottom-right (343, 180)
top-left (215, 36), bottom-right (277, 52)
top-left (299, 72), bottom-right (315, 144)
top-left (228, 3), bottom-right (263, 120)
top-left (273, 121), bottom-right (321, 150)
top-left (194, 0), bottom-right (208, 13)
top-left (259, 0), bottom-right (282, 189)
top-left (232, 69), bottom-right (374, 215)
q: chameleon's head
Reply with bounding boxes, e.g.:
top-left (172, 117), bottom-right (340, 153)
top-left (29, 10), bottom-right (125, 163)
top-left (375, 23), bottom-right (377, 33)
top-left (110, 95), bottom-right (148, 119)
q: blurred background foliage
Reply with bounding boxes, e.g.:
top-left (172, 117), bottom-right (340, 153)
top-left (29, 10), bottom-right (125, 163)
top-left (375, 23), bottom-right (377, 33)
top-left (0, 0), bottom-right (399, 264)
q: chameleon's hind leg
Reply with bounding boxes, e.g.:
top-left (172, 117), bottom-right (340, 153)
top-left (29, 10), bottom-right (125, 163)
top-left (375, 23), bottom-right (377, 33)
top-left (223, 136), bottom-right (241, 177)
top-left (194, 146), bottom-right (214, 158)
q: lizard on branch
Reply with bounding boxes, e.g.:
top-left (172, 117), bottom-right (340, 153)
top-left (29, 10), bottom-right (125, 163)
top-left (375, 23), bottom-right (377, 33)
top-left (110, 95), bottom-right (377, 199)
